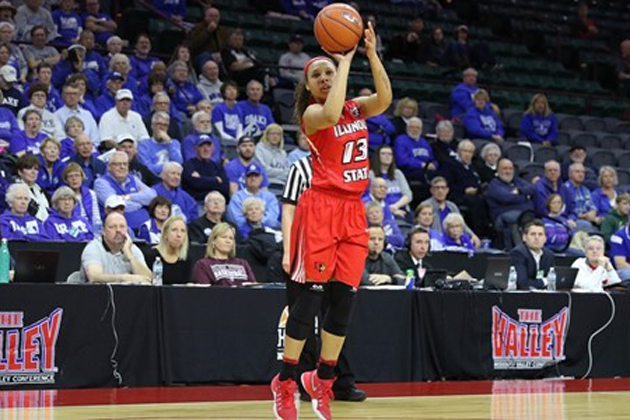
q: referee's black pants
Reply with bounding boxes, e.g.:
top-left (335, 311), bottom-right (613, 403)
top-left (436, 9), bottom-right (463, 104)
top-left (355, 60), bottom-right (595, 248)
top-left (285, 279), bottom-right (356, 392)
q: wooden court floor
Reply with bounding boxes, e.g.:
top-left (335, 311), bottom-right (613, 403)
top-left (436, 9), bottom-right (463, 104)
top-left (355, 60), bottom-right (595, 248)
top-left (1, 378), bottom-right (630, 419)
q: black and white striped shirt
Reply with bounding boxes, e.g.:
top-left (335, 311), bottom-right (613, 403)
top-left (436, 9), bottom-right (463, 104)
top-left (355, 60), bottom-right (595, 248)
top-left (281, 156), bottom-right (313, 205)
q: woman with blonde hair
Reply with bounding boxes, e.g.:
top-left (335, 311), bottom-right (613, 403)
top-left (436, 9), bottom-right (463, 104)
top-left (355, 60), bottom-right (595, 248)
top-left (255, 123), bottom-right (289, 187)
top-left (463, 89), bottom-right (504, 142)
top-left (143, 215), bottom-right (192, 285)
top-left (192, 222), bottom-right (256, 286)
top-left (592, 166), bottom-right (621, 217)
top-left (521, 93), bottom-right (558, 145)
top-left (390, 96), bottom-right (418, 137)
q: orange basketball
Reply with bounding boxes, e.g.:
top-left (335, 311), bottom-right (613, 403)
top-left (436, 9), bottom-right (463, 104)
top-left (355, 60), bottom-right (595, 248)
top-left (314, 3), bottom-right (364, 54)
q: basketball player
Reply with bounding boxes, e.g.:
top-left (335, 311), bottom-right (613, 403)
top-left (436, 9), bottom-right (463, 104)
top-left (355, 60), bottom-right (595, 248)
top-left (271, 22), bottom-right (392, 420)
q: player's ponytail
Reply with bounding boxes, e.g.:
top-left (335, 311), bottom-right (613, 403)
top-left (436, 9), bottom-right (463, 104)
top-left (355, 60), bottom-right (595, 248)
top-left (293, 78), bottom-right (310, 125)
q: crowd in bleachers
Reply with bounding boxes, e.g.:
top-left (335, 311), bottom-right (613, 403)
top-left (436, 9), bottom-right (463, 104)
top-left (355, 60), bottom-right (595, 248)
top-left (0, 0), bottom-right (629, 292)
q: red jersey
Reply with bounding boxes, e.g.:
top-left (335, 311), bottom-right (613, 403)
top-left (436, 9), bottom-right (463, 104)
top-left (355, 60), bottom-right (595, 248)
top-left (306, 100), bottom-right (369, 196)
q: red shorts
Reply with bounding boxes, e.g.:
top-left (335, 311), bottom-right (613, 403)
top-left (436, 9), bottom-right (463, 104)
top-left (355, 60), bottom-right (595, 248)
top-left (289, 188), bottom-right (368, 288)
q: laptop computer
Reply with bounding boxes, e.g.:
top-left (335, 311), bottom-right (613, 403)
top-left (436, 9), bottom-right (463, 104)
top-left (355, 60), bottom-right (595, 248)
top-left (13, 250), bottom-right (60, 284)
top-left (554, 267), bottom-right (578, 291)
top-left (483, 257), bottom-right (512, 291)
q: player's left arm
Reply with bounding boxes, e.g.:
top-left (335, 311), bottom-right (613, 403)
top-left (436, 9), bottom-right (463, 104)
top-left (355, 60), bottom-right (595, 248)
top-left (353, 22), bottom-right (392, 119)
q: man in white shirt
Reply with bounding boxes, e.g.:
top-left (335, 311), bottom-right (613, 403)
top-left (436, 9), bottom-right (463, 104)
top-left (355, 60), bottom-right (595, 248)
top-left (99, 89), bottom-right (149, 149)
top-left (54, 82), bottom-right (100, 146)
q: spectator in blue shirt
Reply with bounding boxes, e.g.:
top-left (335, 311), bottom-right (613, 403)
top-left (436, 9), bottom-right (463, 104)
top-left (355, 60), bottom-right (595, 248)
top-left (236, 196), bottom-right (278, 240)
top-left (542, 193), bottom-right (574, 253)
top-left (94, 71), bottom-right (123, 118)
top-left (485, 158), bottom-right (537, 249)
top-left (24, 62), bottom-right (63, 112)
top-left (610, 225), bottom-right (630, 280)
top-left (288, 131), bottom-right (310, 166)
top-left (166, 60), bottom-right (203, 118)
top-left (592, 166), bottom-right (621, 217)
top-left (359, 87), bottom-right (395, 151)
top-left (138, 195), bottom-right (172, 244)
top-left (440, 213), bottom-right (476, 252)
top-left (212, 80), bottom-right (243, 145)
top-left (237, 79), bottom-right (274, 139)
top-left (463, 89), bottom-right (504, 142)
top-left (393, 117), bottom-right (437, 181)
top-left (130, 33), bottom-right (160, 82)
top-left (9, 108), bottom-right (40, 156)
top-left (79, 30), bottom-right (107, 81)
top-left (450, 67), bottom-right (479, 118)
top-left (37, 137), bottom-right (67, 197)
top-left (224, 135), bottom-right (269, 196)
top-left (227, 165), bottom-right (280, 229)
top-left (0, 183), bottom-right (48, 241)
top-left (51, 45), bottom-right (99, 96)
top-left (52, 0), bottom-right (83, 44)
top-left (153, 162), bottom-right (198, 223)
top-left (108, 53), bottom-right (139, 97)
top-left (365, 201), bottom-right (405, 250)
top-left (181, 110), bottom-right (222, 163)
top-left (521, 93), bottom-right (558, 145)
top-left (66, 132), bottom-right (106, 188)
top-left (536, 160), bottom-right (575, 221)
top-left (62, 162), bottom-right (102, 234)
top-left (137, 111), bottom-right (183, 176)
top-left (564, 162), bottom-right (601, 231)
top-left (152, 0), bottom-right (186, 23)
top-left (83, 0), bottom-right (117, 45)
top-left (44, 185), bottom-right (94, 241)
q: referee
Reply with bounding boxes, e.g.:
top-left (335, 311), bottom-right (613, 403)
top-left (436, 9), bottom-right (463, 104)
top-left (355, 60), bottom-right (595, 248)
top-left (280, 155), bottom-right (366, 402)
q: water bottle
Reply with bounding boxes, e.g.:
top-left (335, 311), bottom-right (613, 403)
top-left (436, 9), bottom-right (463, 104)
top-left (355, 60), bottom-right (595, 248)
top-left (405, 269), bottom-right (415, 289)
top-left (547, 267), bottom-right (556, 292)
top-left (506, 266), bottom-right (517, 291)
top-left (152, 257), bottom-right (163, 286)
top-left (0, 239), bottom-right (9, 283)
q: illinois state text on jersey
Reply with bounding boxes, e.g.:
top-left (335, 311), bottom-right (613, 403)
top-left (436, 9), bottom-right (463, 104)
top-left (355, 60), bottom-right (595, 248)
top-left (307, 101), bottom-right (370, 195)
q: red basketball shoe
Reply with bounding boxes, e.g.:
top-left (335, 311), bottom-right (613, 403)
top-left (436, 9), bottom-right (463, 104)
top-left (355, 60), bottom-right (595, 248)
top-left (271, 374), bottom-right (299, 420)
top-left (300, 370), bottom-right (335, 420)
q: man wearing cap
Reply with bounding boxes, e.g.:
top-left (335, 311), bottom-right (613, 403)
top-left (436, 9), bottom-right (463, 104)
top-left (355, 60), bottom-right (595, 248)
top-left (152, 161), bottom-right (197, 223)
top-left (94, 150), bottom-right (157, 229)
top-left (82, 0), bottom-right (117, 45)
top-left (80, 212), bottom-right (150, 284)
top-left (22, 26), bottom-right (60, 71)
top-left (227, 164), bottom-right (280, 229)
top-left (278, 34), bottom-right (310, 88)
top-left (94, 71), bottom-right (124, 118)
top-left (137, 112), bottom-right (183, 176)
top-left (236, 80), bottom-right (274, 139)
top-left (67, 133), bottom-right (106, 187)
top-left (100, 133), bottom-right (160, 186)
top-left (225, 136), bottom-right (269, 196)
top-left (182, 135), bottom-right (229, 202)
top-left (0, 65), bottom-right (27, 115)
top-left (99, 88), bottom-right (149, 149)
top-left (103, 195), bottom-right (136, 239)
top-left (0, 22), bottom-right (27, 81)
top-left (14, 0), bottom-right (57, 42)
top-left (182, 110), bottom-right (222, 163)
top-left (450, 67), bottom-right (480, 119)
top-left (54, 82), bottom-right (100, 145)
top-left (197, 60), bottom-right (223, 104)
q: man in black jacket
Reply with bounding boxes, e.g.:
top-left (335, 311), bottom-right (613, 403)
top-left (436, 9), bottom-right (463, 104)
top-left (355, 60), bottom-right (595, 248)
top-left (510, 219), bottom-right (555, 290)
top-left (395, 227), bottom-right (433, 286)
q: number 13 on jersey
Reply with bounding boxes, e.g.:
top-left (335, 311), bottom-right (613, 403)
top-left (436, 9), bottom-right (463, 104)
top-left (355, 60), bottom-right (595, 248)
top-left (341, 137), bottom-right (368, 164)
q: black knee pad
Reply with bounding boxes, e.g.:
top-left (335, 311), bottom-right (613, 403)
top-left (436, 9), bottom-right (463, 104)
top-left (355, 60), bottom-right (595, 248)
top-left (286, 283), bottom-right (324, 340)
top-left (323, 282), bottom-right (357, 337)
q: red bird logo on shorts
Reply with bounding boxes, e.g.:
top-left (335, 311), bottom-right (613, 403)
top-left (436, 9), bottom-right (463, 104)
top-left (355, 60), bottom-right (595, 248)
top-left (315, 262), bottom-right (327, 273)
top-left (349, 105), bottom-right (361, 118)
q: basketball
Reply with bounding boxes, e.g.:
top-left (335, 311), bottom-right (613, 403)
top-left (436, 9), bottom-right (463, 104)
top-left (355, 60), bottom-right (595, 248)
top-left (314, 3), bottom-right (364, 54)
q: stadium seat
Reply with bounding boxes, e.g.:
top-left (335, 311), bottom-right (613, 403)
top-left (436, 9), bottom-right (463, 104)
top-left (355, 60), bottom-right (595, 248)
top-left (581, 117), bottom-right (607, 133)
top-left (599, 135), bottom-right (623, 150)
top-left (557, 115), bottom-right (583, 131)
top-left (615, 122), bottom-right (630, 135)
top-left (520, 162), bottom-right (545, 183)
top-left (504, 143), bottom-right (532, 163)
top-left (615, 151), bottom-right (630, 166)
top-left (557, 131), bottom-right (571, 145)
top-left (590, 150), bottom-right (617, 170)
top-left (570, 132), bottom-right (598, 148)
top-left (273, 88), bottom-right (295, 125)
top-left (617, 168), bottom-right (630, 186)
top-left (533, 145), bottom-right (558, 163)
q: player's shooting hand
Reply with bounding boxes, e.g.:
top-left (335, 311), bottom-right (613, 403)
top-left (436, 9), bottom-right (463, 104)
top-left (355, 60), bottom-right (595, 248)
top-left (323, 44), bottom-right (358, 64)
top-left (364, 21), bottom-right (377, 58)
